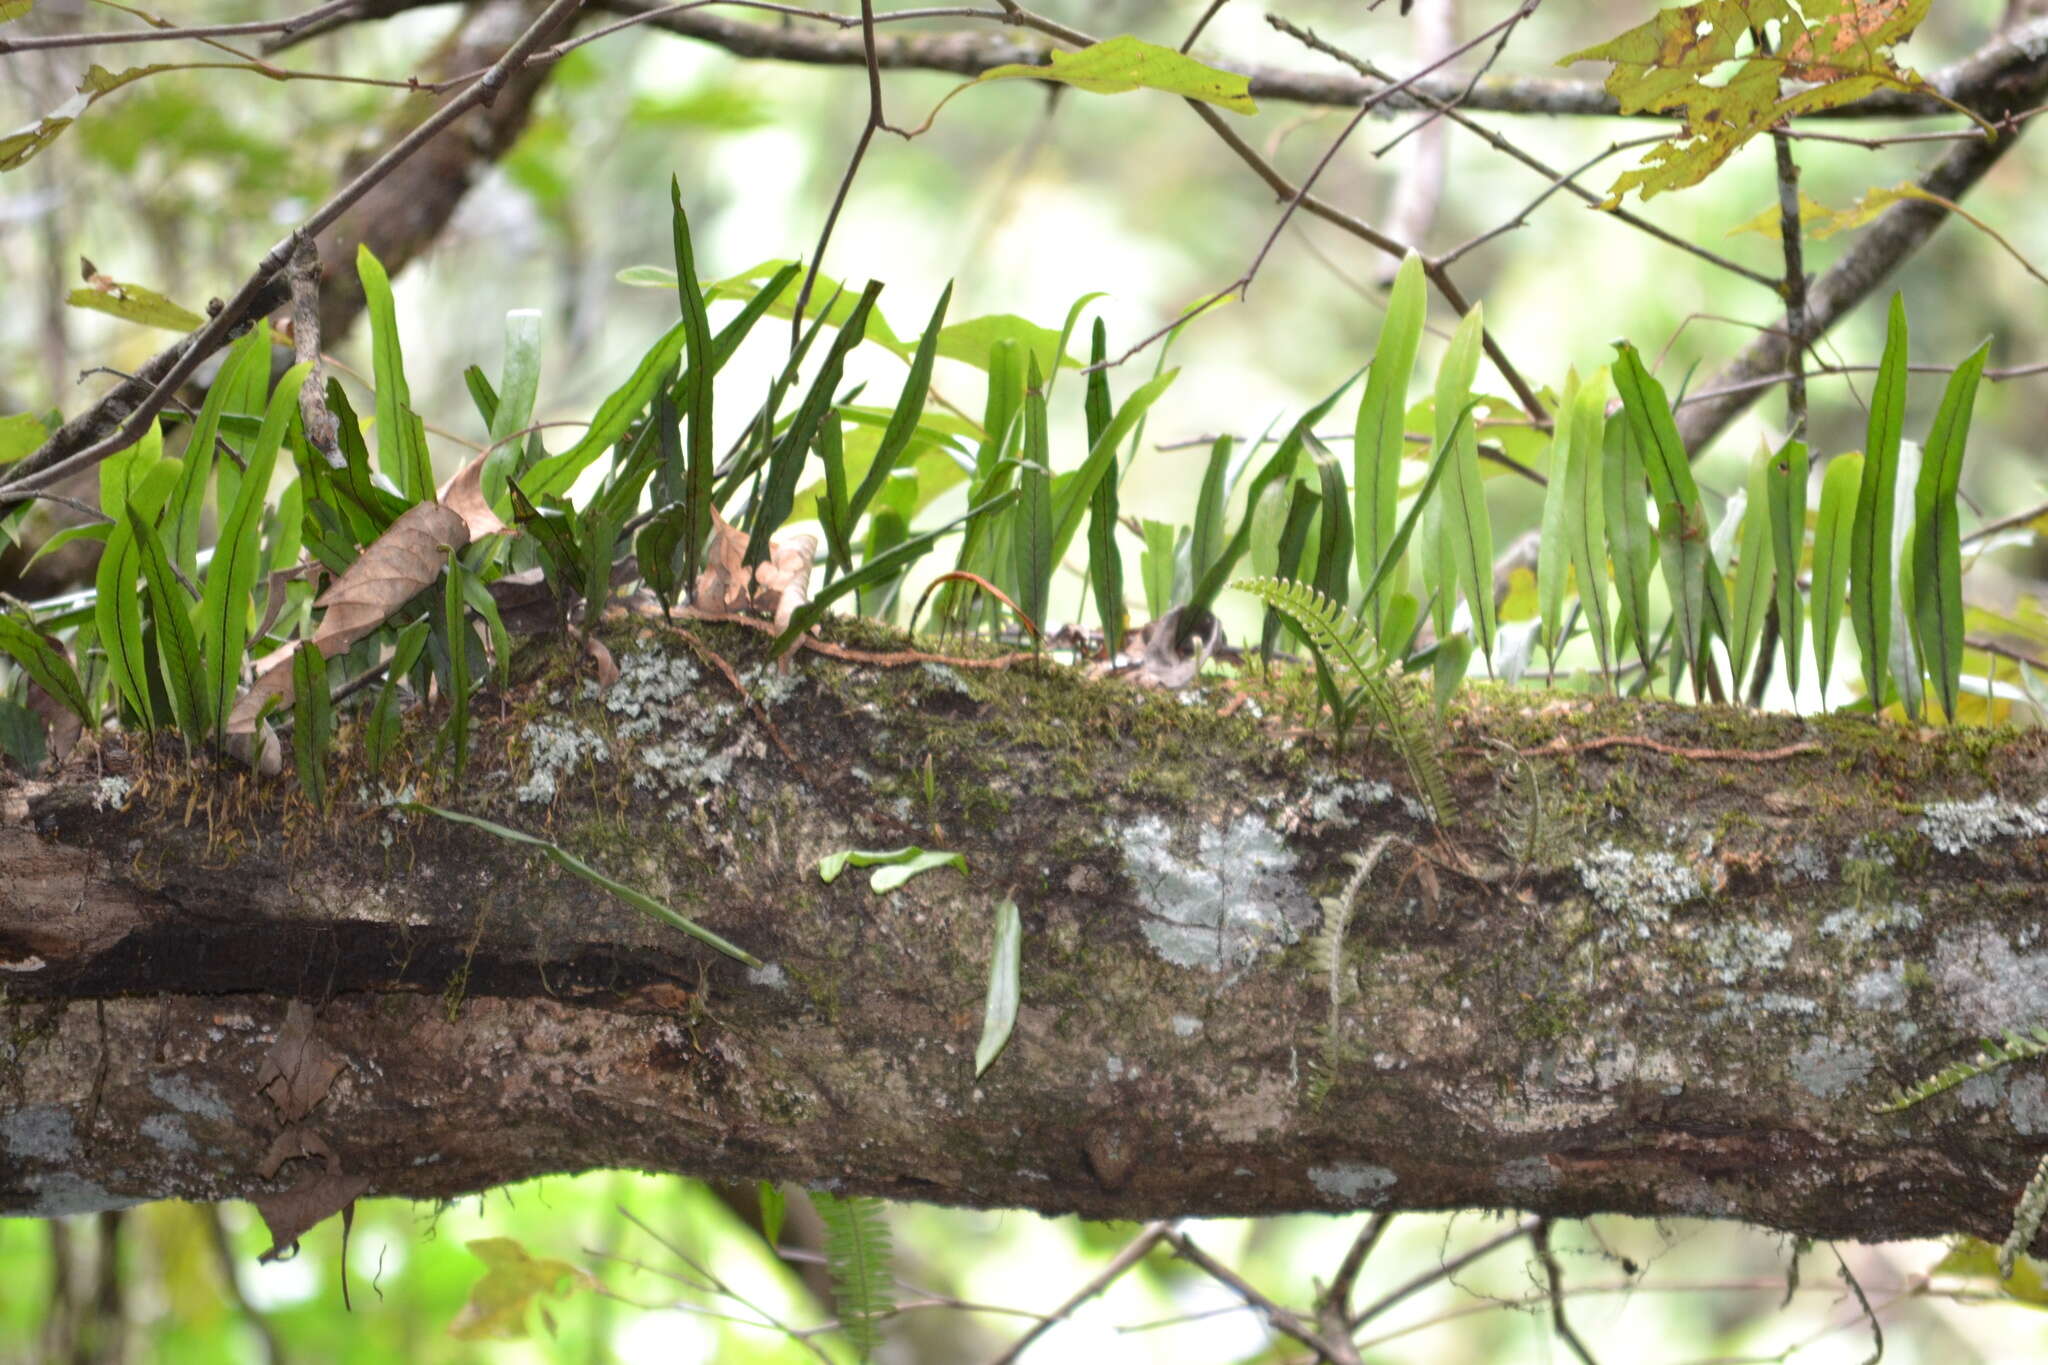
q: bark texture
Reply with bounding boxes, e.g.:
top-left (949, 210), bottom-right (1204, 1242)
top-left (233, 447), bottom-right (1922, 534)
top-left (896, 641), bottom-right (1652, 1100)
top-left (3, 619), bottom-right (2047, 1254)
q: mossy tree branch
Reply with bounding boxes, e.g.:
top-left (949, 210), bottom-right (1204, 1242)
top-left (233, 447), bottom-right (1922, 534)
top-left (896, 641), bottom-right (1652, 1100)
top-left (2, 621), bottom-right (2046, 1251)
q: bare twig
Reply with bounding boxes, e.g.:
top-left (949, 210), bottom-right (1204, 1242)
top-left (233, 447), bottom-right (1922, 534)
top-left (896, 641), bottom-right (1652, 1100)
top-left (988, 1220), bottom-right (1172, 1365)
top-left (1532, 1219), bottom-right (1600, 1365)
top-left (790, 0), bottom-right (894, 347)
top-left (0, 0), bottom-right (589, 504)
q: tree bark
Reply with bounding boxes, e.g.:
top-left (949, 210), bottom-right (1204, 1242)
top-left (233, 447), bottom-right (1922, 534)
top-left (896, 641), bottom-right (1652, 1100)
top-left (3, 620), bottom-right (2046, 1255)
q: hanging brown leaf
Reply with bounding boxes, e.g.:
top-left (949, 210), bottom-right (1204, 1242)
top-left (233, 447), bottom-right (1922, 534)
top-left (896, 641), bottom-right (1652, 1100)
top-left (691, 508), bottom-right (816, 629)
top-left (228, 501), bottom-right (468, 733)
top-left (693, 508), bottom-right (752, 613)
top-left (252, 1171), bottom-right (370, 1263)
top-left (256, 1001), bottom-right (347, 1124)
top-left (755, 532), bottom-right (817, 633)
top-left (440, 444), bottom-right (511, 540)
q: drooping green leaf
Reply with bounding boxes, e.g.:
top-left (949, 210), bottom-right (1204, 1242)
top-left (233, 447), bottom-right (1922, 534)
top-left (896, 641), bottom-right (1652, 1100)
top-left (1767, 438), bottom-right (1809, 697)
top-left (974, 35), bottom-right (1256, 114)
top-left (404, 803), bottom-right (761, 966)
top-left (1355, 252), bottom-right (1426, 631)
top-left (67, 277), bottom-right (203, 332)
top-left (975, 898), bottom-right (1022, 1077)
top-left (0, 610), bottom-right (90, 725)
top-left (1852, 293), bottom-right (1909, 713)
top-left (1432, 631), bottom-right (1473, 719)
top-left (1911, 341), bottom-right (1989, 723)
top-left (1810, 452), bottom-right (1862, 707)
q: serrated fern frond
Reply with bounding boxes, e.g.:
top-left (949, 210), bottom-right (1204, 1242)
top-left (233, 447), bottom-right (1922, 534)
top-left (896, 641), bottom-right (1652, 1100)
top-left (1306, 836), bottom-right (1397, 1110)
top-left (2001, 1152), bottom-right (2048, 1279)
top-left (1233, 577), bottom-right (1453, 822)
top-left (810, 1190), bottom-right (894, 1360)
top-left (1871, 1024), bottom-right (2048, 1113)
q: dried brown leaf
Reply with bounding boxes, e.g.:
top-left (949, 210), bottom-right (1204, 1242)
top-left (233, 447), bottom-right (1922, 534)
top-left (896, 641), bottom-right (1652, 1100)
top-left (693, 509), bottom-right (752, 613)
top-left (440, 446), bottom-right (510, 541)
top-left (226, 501), bottom-right (467, 733)
top-left (256, 1001), bottom-right (346, 1124)
top-left (756, 532), bottom-right (816, 634)
top-left (253, 1172), bottom-right (370, 1263)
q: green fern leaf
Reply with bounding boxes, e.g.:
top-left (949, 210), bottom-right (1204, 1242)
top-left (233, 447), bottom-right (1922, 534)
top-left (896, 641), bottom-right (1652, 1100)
top-left (811, 1191), bottom-right (894, 1360)
top-left (1872, 1025), bottom-right (2048, 1114)
top-left (1232, 577), bottom-right (1453, 822)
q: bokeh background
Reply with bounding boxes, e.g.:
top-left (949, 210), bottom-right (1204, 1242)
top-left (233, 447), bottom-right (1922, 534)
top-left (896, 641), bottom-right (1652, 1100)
top-left (5, 0), bottom-right (2048, 1358)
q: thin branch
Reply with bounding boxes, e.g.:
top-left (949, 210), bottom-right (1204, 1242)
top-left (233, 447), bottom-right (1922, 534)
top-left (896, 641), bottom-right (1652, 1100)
top-left (1268, 15), bottom-right (1778, 290)
top-left (1772, 128), bottom-right (1810, 441)
top-left (0, 0), bottom-right (589, 503)
top-left (0, 0), bottom-right (352, 53)
top-left (791, 0), bottom-right (892, 347)
top-left (1673, 33), bottom-right (2048, 455)
top-left (1532, 1219), bottom-right (1600, 1365)
top-left (1350, 1216), bottom-right (1538, 1329)
top-left (1160, 1226), bottom-right (1349, 1363)
top-left (988, 1220), bottom-right (1172, 1365)
top-left (578, 2), bottom-right (2048, 123)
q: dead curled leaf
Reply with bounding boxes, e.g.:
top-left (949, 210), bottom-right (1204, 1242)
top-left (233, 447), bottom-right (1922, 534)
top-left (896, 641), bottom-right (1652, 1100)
top-left (256, 1000), bottom-right (346, 1124)
top-left (227, 500), bottom-right (470, 733)
top-left (439, 444), bottom-right (511, 541)
top-left (691, 509), bottom-right (816, 632)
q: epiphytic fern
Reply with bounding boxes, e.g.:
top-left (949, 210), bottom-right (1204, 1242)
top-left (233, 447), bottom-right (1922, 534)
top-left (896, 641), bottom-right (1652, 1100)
top-left (1876, 1024), bottom-right (2048, 1276)
top-left (1305, 835), bottom-right (1397, 1109)
top-left (1871, 1024), bottom-right (2048, 1114)
top-left (1232, 577), bottom-right (1453, 822)
top-left (810, 1190), bottom-right (895, 1360)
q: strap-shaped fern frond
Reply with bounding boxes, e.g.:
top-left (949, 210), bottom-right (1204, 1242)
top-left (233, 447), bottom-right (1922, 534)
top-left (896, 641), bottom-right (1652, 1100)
top-left (811, 1190), bottom-right (895, 1360)
top-left (1871, 1024), bottom-right (2048, 1113)
top-left (1233, 577), bottom-right (1453, 822)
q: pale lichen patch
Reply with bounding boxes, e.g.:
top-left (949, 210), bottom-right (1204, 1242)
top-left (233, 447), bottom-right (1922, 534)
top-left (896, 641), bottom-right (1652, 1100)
top-left (1308, 1162), bottom-right (1397, 1204)
top-left (1935, 924), bottom-right (2048, 1036)
top-left (1702, 922), bottom-right (1793, 984)
top-left (1918, 795), bottom-right (2048, 856)
top-left (517, 720), bottom-right (609, 805)
top-left (1789, 1037), bottom-right (1874, 1100)
top-left (1574, 843), bottom-right (1701, 939)
top-left (1117, 813), bottom-right (1316, 974)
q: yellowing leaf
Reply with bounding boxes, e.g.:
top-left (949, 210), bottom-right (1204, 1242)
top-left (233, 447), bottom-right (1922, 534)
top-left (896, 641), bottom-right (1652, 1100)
top-left (67, 279), bottom-right (204, 332)
top-left (977, 35), bottom-right (1255, 114)
top-left (1932, 1237), bottom-right (2048, 1309)
top-left (448, 1238), bottom-right (596, 1340)
top-left (1563, 1), bottom-right (1929, 204)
